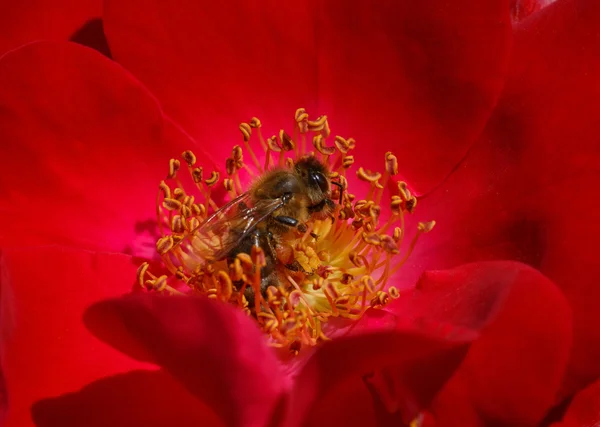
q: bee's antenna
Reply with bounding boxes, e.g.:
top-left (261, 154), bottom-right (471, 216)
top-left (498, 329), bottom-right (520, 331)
top-left (331, 181), bottom-right (344, 205)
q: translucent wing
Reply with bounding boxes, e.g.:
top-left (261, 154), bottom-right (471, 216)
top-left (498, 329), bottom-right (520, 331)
top-left (190, 192), bottom-right (285, 261)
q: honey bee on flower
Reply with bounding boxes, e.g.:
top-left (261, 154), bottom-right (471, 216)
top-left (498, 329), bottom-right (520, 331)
top-left (137, 108), bottom-right (435, 353)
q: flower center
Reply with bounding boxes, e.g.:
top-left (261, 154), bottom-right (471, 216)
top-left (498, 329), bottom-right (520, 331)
top-left (137, 109), bottom-right (435, 353)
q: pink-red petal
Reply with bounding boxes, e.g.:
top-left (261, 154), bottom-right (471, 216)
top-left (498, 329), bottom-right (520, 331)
top-left (104, 0), bottom-right (512, 194)
top-left (386, 261), bottom-right (572, 426)
top-left (0, 246), bottom-right (154, 427)
top-left (103, 0), bottom-right (321, 165)
top-left (30, 369), bottom-right (224, 427)
top-left (0, 41), bottom-right (193, 256)
top-left (0, 1), bottom-right (102, 56)
top-left (408, 0), bottom-right (600, 398)
top-left (84, 294), bottom-right (289, 427)
top-left (552, 378), bottom-right (600, 427)
top-left (286, 329), bottom-right (474, 427)
top-left (316, 0), bottom-right (512, 194)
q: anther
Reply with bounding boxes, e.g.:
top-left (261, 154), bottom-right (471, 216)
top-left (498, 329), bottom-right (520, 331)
top-left (267, 136), bottom-right (281, 152)
top-left (232, 145), bottom-right (243, 162)
top-left (192, 167), bottom-right (203, 183)
top-left (239, 122), bottom-right (252, 142)
top-left (418, 221), bottom-right (436, 233)
top-left (136, 262), bottom-right (150, 288)
top-left (167, 159), bottom-right (180, 179)
top-left (385, 152), bottom-right (398, 175)
top-left (405, 197), bottom-right (417, 213)
top-left (205, 171), bottom-right (220, 186)
top-left (163, 198), bottom-right (182, 211)
top-left (158, 181), bottom-right (171, 199)
top-left (357, 167), bottom-right (382, 183)
top-left (249, 117), bottom-right (262, 128)
top-left (312, 135), bottom-right (336, 155)
top-left (156, 236), bottom-right (174, 255)
top-left (182, 150), bottom-right (197, 167)
top-left (279, 130), bottom-right (295, 151)
top-left (342, 155), bottom-right (355, 169)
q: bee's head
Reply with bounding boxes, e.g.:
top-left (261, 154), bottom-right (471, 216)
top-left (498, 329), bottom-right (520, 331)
top-left (295, 156), bottom-right (330, 198)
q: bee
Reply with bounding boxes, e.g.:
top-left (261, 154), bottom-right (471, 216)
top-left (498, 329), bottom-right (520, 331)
top-left (193, 156), bottom-right (343, 304)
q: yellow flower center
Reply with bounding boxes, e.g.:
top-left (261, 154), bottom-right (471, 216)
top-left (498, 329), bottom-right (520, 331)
top-left (137, 109), bottom-right (435, 354)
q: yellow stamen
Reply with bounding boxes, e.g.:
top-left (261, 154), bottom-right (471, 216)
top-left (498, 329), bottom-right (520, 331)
top-left (141, 110), bottom-right (434, 353)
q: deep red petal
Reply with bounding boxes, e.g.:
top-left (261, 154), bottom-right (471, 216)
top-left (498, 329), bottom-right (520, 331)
top-left (104, 1), bottom-right (512, 194)
top-left (103, 0), bottom-right (320, 165)
top-left (0, 247), bottom-right (153, 427)
top-left (407, 0), bottom-right (600, 398)
top-left (286, 328), bottom-right (475, 427)
top-left (84, 294), bottom-right (288, 427)
top-left (385, 262), bottom-right (571, 426)
top-left (31, 369), bottom-right (224, 427)
top-left (317, 0), bottom-right (512, 193)
top-left (553, 378), bottom-right (600, 427)
top-left (502, 0), bottom-right (600, 399)
top-left (0, 1), bottom-right (101, 56)
top-left (0, 41), bottom-right (191, 256)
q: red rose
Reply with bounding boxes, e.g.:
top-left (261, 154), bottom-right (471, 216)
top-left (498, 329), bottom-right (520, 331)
top-left (0, 0), bottom-right (597, 426)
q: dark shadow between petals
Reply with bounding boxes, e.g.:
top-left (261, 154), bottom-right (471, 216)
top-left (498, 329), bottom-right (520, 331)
top-left (31, 370), bottom-right (223, 427)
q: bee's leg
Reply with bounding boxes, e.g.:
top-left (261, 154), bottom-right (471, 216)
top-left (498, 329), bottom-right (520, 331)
top-left (273, 215), bottom-right (308, 233)
top-left (331, 181), bottom-right (344, 204)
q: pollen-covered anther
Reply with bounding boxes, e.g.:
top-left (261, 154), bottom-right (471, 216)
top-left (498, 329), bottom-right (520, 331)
top-left (307, 115), bottom-right (330, 138)
top-left (171, 215), bottom-right (185, 233)
top-left (163, 198), bottom-right (182, 211)
top-left (267, 136), bottom-right (281, 152)
top-left (167, 159), bottom-right (180, 179)
top-left (385, 152), bottom-right (398, 176)
top-left (370, 291), bottom-right (390, 309)
top-left (182, 150), bottom-right (197, 167)
top-left (223, 178), bottom-right (234, 192)
top-left (397, 181), bottom-right (411, 201)
top-left (380, 235), bottom-right (400, 254)
top-left (279, 130), bottom-right (295, 151)
top-left (334, 135), bottom-right (356, 153)
top-left (146, 275), bottom-right (168, 292)
top-left (406, 197), bottom-right (418, 213)
top-left (357, 167), bottom-right (382, 183)
top-left (342, 155), bottom-right (355, 169)
top-left (136, 262), bottom-right (150, 288)
top-left (418, 221), bottom-right (436, 233)
top-left (312, 134), bottom-right (336, 155)
top-left (158, 181), bottom-right (171, 199)
top-left (239, 122), bottom-right (252, 141)
top-left (362, 232), bottom-right (381, 246)
top-left (205, 171), bottom-right (220, 186)
top-left (249, 117), bottom-right (262, 128)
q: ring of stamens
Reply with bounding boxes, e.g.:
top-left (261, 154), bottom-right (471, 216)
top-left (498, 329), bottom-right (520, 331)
top-left (138, 109), bottom-right (435, 353)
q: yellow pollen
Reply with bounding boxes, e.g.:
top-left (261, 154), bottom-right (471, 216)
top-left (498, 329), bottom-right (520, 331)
top-left (139, 110), bottom-right (434, 353)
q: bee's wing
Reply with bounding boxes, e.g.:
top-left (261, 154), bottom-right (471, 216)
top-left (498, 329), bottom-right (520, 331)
top-left (190, 193), bottom-right (284, 260)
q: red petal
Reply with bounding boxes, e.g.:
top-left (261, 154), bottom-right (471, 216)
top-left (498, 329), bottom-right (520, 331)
top-left (84, 294), bottom-right (288, 427)
top-left (103, 0), bottom-right (321, 165)
top-left (0, 1), bottom-right (101, 55)
top-left (0, 41), bottom-right (190, 256)
top-left (409, 0), bottom-right (600, 398)
top-left (0, 247), bottom-right (153, 427)
top-left (31, 370), bottom-right (224, 427)
top-left (386, 262), bottom-right (571, 426)
top-left (104, 1), bottom-right (512, 194)
top-left (286, 329), bottom-right (475, 426)
top-left (553, 378), bottom-right (600, 427)
top-left (317, 0), bottom-right (512, 193)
